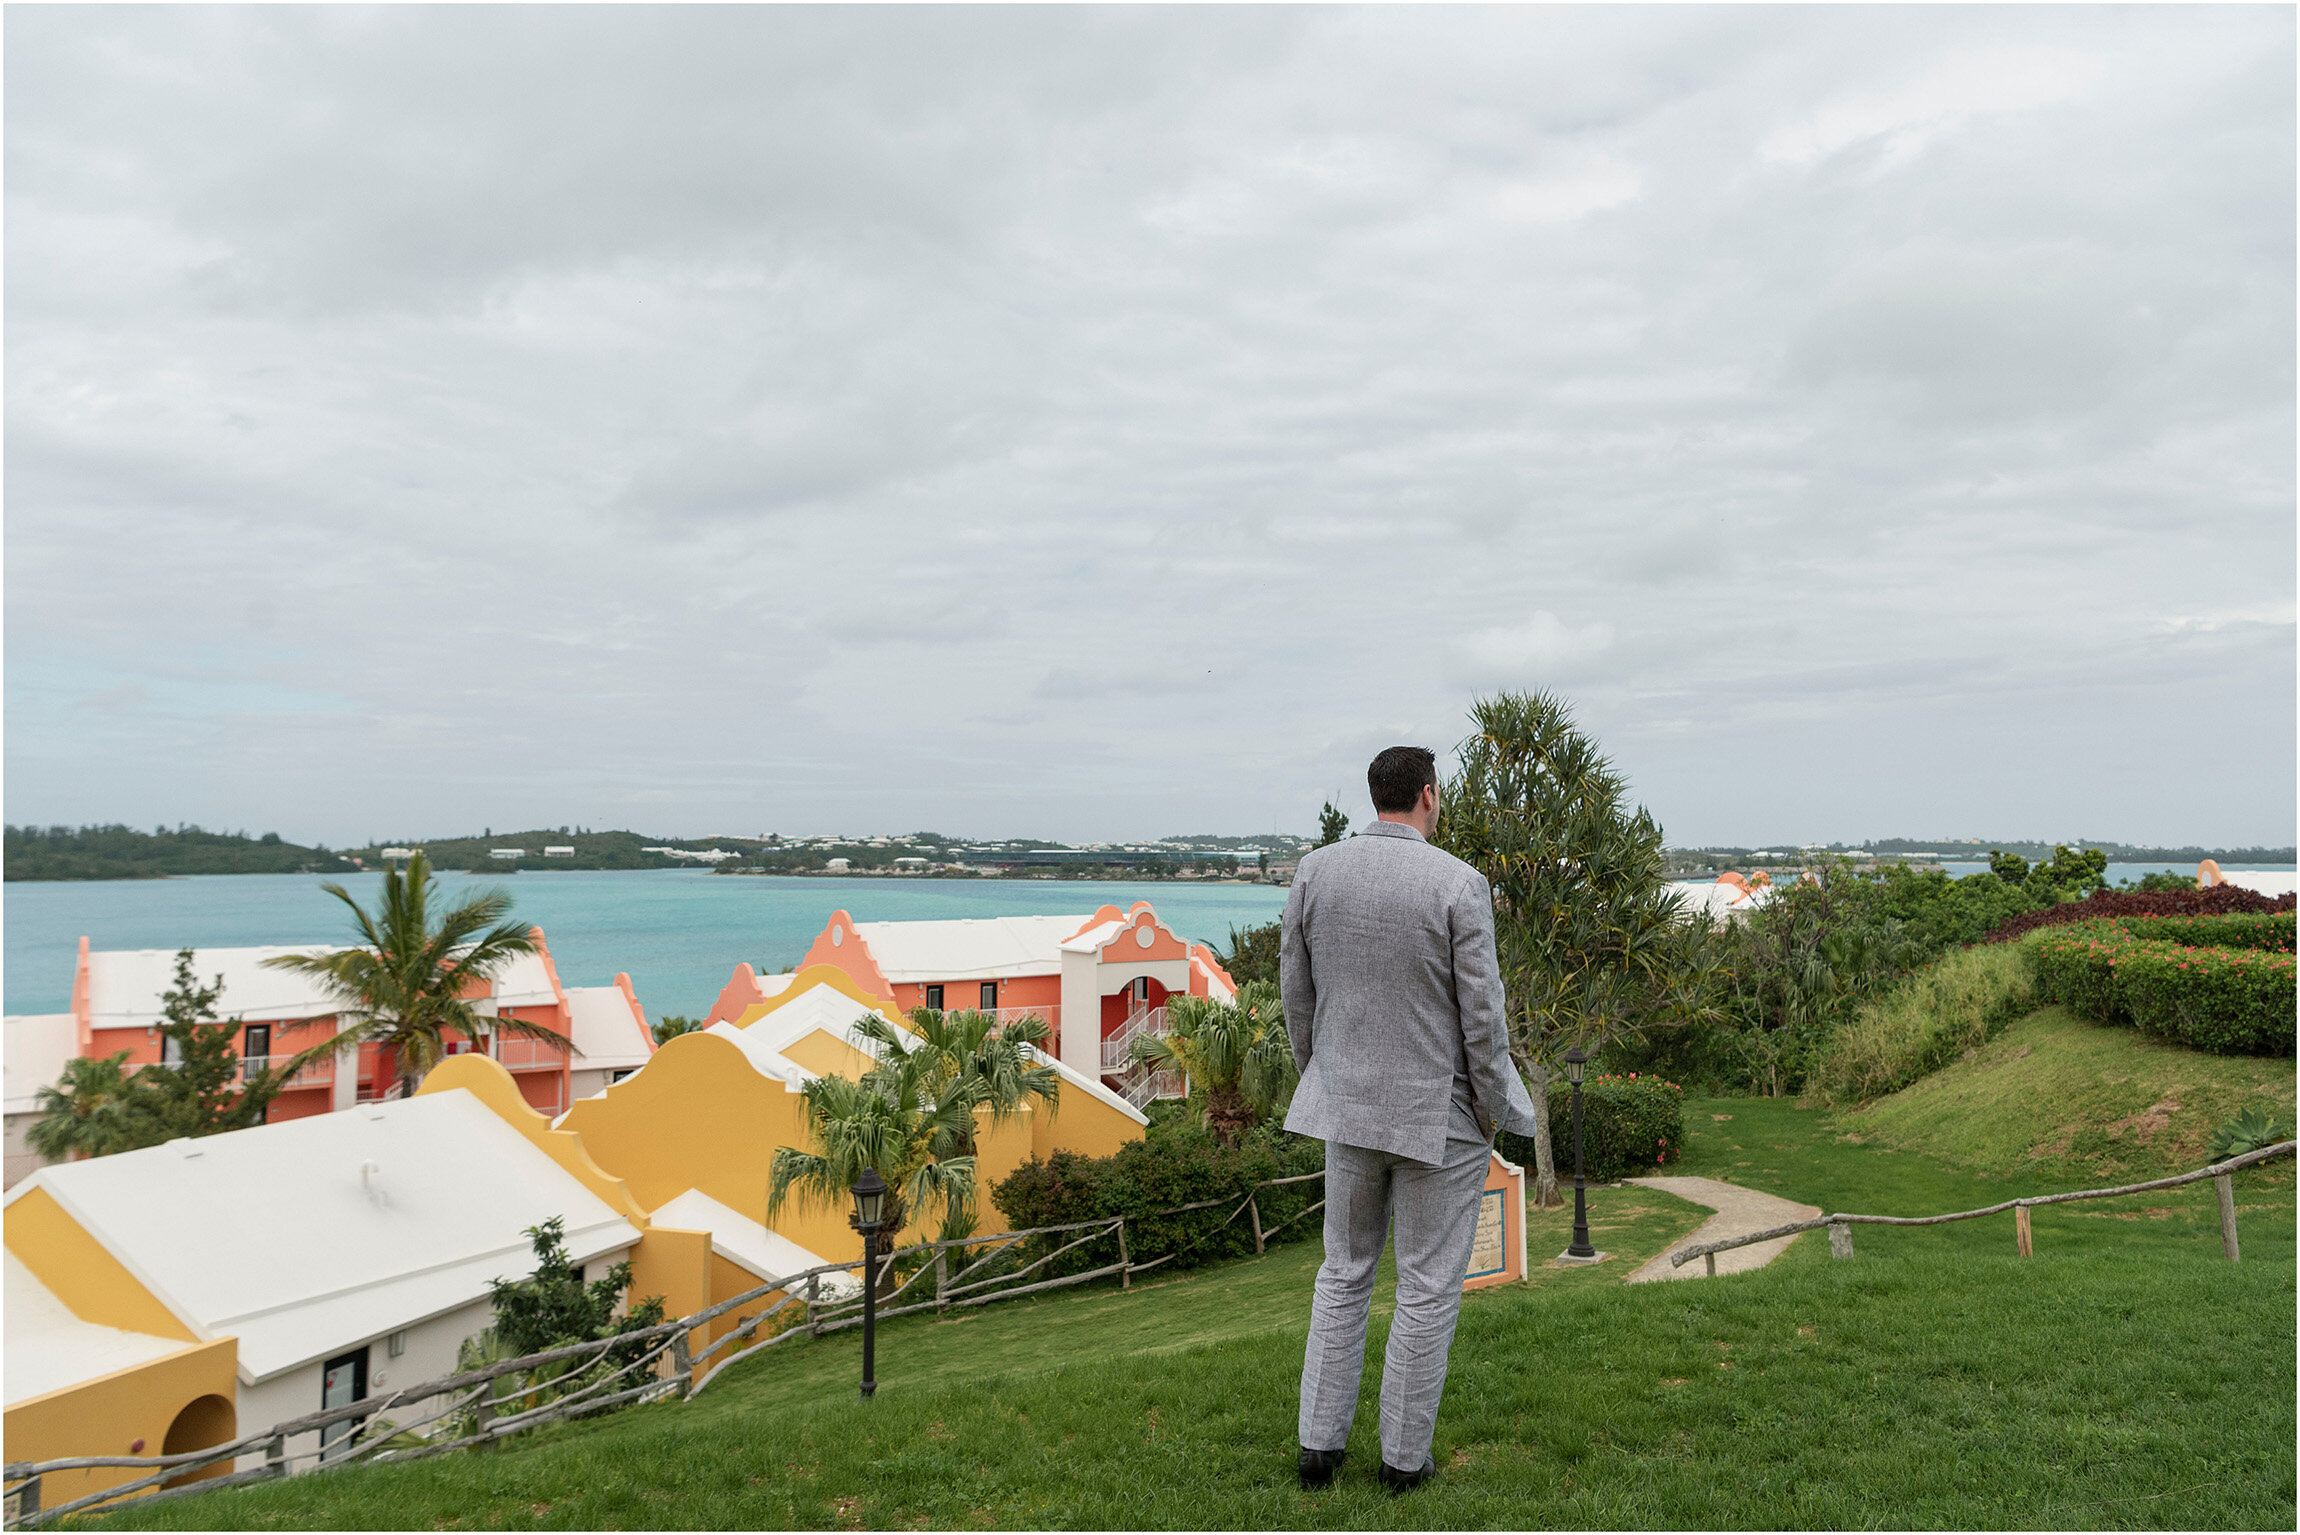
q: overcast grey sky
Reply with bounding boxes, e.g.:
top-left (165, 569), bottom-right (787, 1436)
top-left (6, 5), bottom-right (2293, 849)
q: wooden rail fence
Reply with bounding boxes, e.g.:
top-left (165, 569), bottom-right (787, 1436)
top-left (1669, 1140), bottom-right (2296, 1275)
top-left (1, 1171), bottom-right (1328, 1530)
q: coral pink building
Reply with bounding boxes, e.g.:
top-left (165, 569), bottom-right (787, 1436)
top-left (703, 903), bottom-right (1236, 1103)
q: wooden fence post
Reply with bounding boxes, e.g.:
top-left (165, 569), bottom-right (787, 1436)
top-left (14, 1474), bottom-right (40, 1520)
top-left (2014, 1204), bottom-right (2033, 1257)
top-left (265, 1435), bottom-right (286, 1478)
top-left (2214, 1173), bottom-right (2240, 1262)
top-left (1116, 1220), bottom-right (1131, 1291)
top-left (1703, 1253), bottom-right (1716, 1278)
top-left (1250, 1193), bottom-right (1265, 1255)
top-left (1828, 1222), bottom-right (1854, 1260)
top-left (474, 1384), bottom-right (496, 1450)
top-left (670, 1329), bottom-right (692, 1393)
top-left (935, 1252), bottom-right (949, 1312)
top-left (807, 1275), bottom-right (823, 1337)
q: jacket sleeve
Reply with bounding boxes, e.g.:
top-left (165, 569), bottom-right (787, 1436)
top-left (1450, 871), bottom-right (1513, 1140)
top-left (1279, 872), bottom-right (1317, 1072)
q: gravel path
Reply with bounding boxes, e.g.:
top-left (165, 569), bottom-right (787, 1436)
top-left (1622, 1176), bottom-right (1822, 1283)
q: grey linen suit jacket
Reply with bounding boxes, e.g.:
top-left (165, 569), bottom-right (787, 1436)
top-left (1280, 820), bottom-right (1539, 1165)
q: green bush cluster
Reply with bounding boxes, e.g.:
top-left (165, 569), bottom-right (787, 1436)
top-left (1500, 1073), bottom-right (1684, 1183)
top-left (1808, 943), bottom-right (2038, 1105)
top-left (989, 1125), bottom-right (1325, 1277)
top-left (2032, 915), bottom-right (2297, 1056)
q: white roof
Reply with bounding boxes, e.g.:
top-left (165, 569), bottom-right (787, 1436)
top-left (82, 945), bottom-right (562, 1029)
top-left (3, 1014), bottom-right (77, 1116)
top-left (1058, 919), bottom-right (1129, 955)
top-left (849, 915), bottom-right (1093, 982)
top-left (4, 1251), bottom-right (191, 1406)
top-left (648, 1189), bottom-right (859, 1300)
top-left (2221, 870), bottom-right (2298, 898)
top-left (1668, 880), bottom-right (1776, 921)
top-left (4, 1089), bottom-right (640, 1384)
top-left (566, 987), bottom-right (654, 1070)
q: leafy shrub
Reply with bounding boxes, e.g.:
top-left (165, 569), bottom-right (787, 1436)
top-left (1987, 883), bottom-right (2294, 945)
top-left (2209, 1106), bottom-right (2291, 1160)
top-left (2032, 916), bottom-right (2297, 1056)
top-left (1809, 943), bottom-right (2038, 1105)
top-left (1500, 1073), bottom-right (1684, 1183)
top-left (990, 1124), bottom-right (1325, 1277)
top-left (2120, 913), bottom-right (2295, 952)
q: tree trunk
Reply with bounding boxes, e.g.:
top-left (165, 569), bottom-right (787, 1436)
top-left (1515, 1048), bottom-right (1562, 1209)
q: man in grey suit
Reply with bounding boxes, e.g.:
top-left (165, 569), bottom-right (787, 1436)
top-left (1281, 745), bottom-right (1535, 1493)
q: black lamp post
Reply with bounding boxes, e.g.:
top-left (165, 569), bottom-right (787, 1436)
top-left (850, 1167), bottom-right (887, 1400)
top-left (1563, 1046), bottom-right (1597, 1260)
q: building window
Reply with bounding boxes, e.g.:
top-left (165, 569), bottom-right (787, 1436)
top-left (980, 982), bottom-right (998, 1010)
top-left (1133, 976), bottom-right (1150, 1002)
top-left (924, 985), bottom-right (944, 1010)
top-left (319, 1347), bottom-right (370, 1458)
top-left (159, 1031), bottom-right (183, 1066)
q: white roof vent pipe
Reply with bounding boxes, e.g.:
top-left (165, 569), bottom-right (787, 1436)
top-left (359, 1159), bottom-right (389, 1208)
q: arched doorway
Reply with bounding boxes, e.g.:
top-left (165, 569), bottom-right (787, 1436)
top-left (160, 1394), bottom-right (235, 1487)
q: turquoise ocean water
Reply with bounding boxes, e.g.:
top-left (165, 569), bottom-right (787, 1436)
top-left (2, 872), bottom-right (1292, 1020)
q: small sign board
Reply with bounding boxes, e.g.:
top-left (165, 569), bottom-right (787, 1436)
top-left (1463, 1148), bottom-right (1528, 1291)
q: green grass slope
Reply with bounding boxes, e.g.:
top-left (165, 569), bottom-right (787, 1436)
top-left (89, 1102), bottom-right (2294, 1532)
top-left (1840, 1004), bottom-right (2297, 1182)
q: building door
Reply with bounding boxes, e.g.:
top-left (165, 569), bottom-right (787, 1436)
top-left (319, 1346), bottom-right (369, 1458)
top-left (924, 985), bottom-right (944, 1010)
top-left (979, 982), bottom-right (998, 1010)
top-left (242, 1025), bottom-right (270, 1080)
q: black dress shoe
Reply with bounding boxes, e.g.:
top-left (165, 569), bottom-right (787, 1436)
top-left (1379, 1456), bottom-right (1437, 1494)
top-left (1298, 1447), bottom-right (1347, 1489)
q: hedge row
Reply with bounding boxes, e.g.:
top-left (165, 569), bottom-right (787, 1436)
top-left (1986, 883), bottom-right (2294, 944)
top-left (2032, 915), bottom-right (2296, 1056)
top-left (1499, 1073), bottom-right (1685, 1183)
top-left (989, 1126), bottom-right (1326, 1277)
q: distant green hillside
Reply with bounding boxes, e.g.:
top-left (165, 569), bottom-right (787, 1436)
top-left (3, 824), bottom-right (359, 881)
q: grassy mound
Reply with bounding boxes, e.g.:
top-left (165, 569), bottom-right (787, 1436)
top-left (1840, 1005), bottom-right (2297, 1182)
top-left (90, 1100), bottom-right (2294, 1532)
top-left (1809, 942), bottom-right (2037, 1105)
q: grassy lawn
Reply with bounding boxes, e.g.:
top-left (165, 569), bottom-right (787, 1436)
top-left (87, 1015), bottom-right (2296, 1530)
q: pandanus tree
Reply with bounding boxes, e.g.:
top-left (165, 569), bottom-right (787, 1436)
top-left (1133, 981), bottom-right (1297, 1146)
top-left (1435, 690), bottom-right (1725, 1206)
top-left (262, 851), bottom-right (564, 1098)
top-left (852, 1007), bottom-right (1062, 1157)
top-left (766, 1047), bottom-right (980, 1248)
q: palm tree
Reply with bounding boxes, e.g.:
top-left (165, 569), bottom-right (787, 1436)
top-left (851, 1007), bottom-right (1061, 1157)
top-left (27, 1053), bottom-right (146, 1160)
top-left (1435, 689), bottom-right (1726, 1205)
top-left (1133, 982), bottom-right (1296, 1146)
top-left (262, 851), bottom-right (563, 1098)
top-left (766, 1049), bottom-right (979, 1249)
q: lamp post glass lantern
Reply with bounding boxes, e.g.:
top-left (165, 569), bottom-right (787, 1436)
top-left (1562, 1047), bottom-right (1597, 1260)
top-left (850, 1168), bottom-right (887, 1400)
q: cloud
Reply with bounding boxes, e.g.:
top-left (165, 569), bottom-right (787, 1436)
top-left (2, 5), bottom-right (2290, 849)
top-left (1452, 613), bottom-right (1618, 682)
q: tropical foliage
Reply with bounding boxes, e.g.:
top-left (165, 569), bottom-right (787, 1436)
top-left (1133, 982), bottom-right (1296, 1146)
top-left (261, 851), bottom-right (563, 1096)
top-left (766, 1045), bottom-right (980, 1245)
top-left (650, 1015), bottom-right (702, 1045)
top-left (1314, 802), bottom-right (1350, 848)
top-left (2031, 915), bottom-right (2297, 1055)
top-left (1499, 1072), bottom-right (1684, 1184)
top-left (449, 1217), bottom-right (667, 1434)
top-left (28, 950), bottom-right (299, 1160)
top-left (1213, 921), bottom-right (1280, 988)
top-left (853, 1006), bottom-right (1062, 1158)
top-left (1435, 689), bottom-right (1724, 1202)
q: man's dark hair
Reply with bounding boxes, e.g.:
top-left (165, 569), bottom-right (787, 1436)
top-left (1367, 746), bottom-right (1438, 814)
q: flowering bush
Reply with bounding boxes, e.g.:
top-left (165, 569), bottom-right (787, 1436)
top-left (2032, 915), bottom-right (2296, 1056)
top-left (1987, 883), bottom-right (2293, 945)
top-left (1500, 1071), bottom-right (1685, 1183)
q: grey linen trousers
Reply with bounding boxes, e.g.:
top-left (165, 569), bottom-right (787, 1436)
top-left (1297, 1126), bottom-right (1490, 1470)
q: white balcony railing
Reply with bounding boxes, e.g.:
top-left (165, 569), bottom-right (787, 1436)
top-left (240, 1053), bottom-right (334, 1089)
top-left (490, 1032), bottom-right (572, 1071)
top-left (1101, 1005), bottom-right (1168, 1075)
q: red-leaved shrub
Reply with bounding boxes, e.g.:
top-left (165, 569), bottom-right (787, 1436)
top-left (1987, 883), bottom-right (2295, 944)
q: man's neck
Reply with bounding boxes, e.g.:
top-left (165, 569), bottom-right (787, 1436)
top-left (1374, 811), bottom-right (1434, 838)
